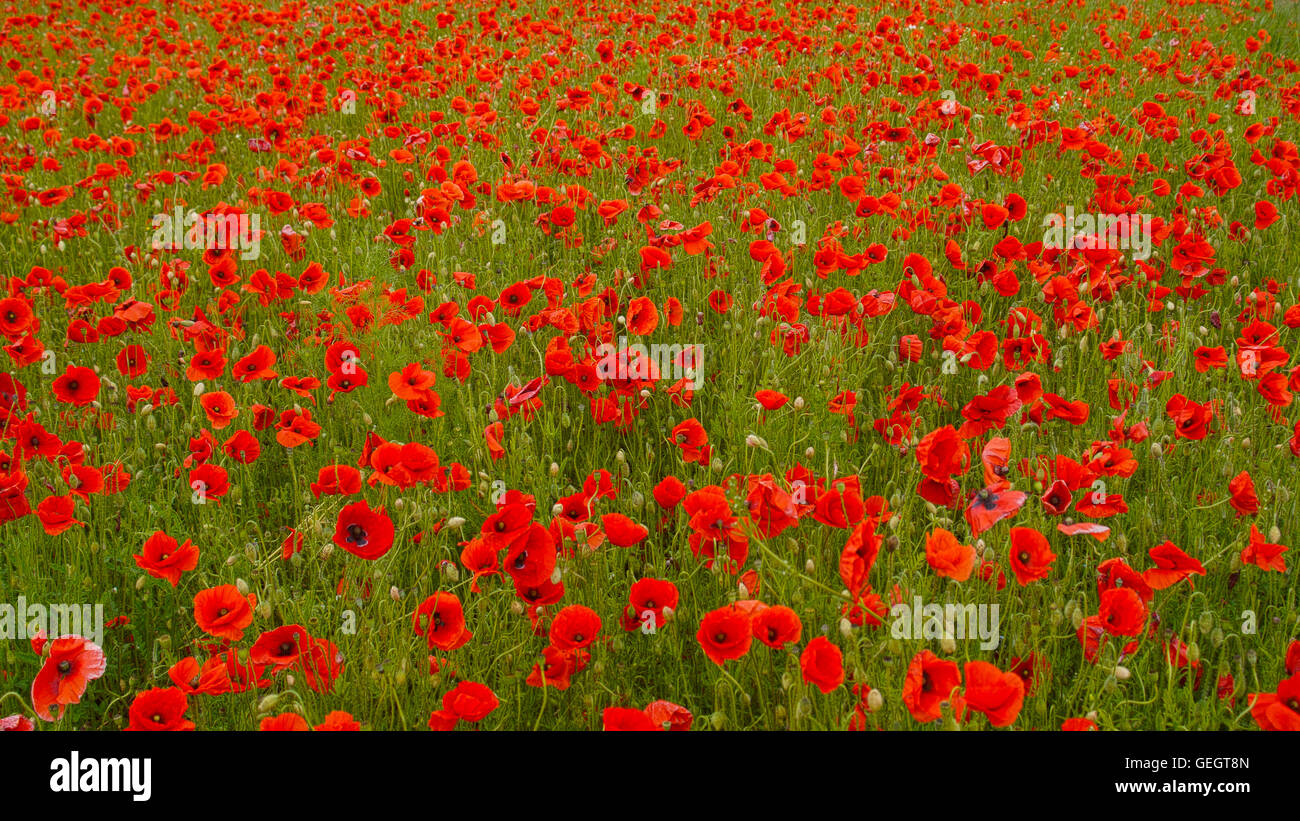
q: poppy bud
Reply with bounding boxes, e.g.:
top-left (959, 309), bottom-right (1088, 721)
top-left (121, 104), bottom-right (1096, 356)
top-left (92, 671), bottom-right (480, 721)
top-left (226, 554), bottom-right (238, 566)
top-left (1071, 608), bottom-right (1084, 630)
top-left (256, 601), bottom-right (272, 620)
top-left (1114, 665), bottom-right (1131, 680)
top-left (661, 606), bottom-right (674, 623)
top-left (1102, 675), bottom-right (1118, 693)
top-left (804, 446), bottom-right (814, 458)
top-left (135, 575), bottom-right (147, 590)
top-left (709, 712), bottom-right (725, 730)
top-left (775, 705), bottom-right (787, 723)
top-left (867, 688), bottom-right (884, 712)
top-left (362, 413), bottom-right (373, 425)
top-left (793, 396), bottom-right (805, 409)
top-left (1268, 525), bottom-right (1281, 543)
top-left (1187, 642), bottom-right (1200, 664)
top-left (236, 577), bottom-right (249, 595)
top-left (1198, 612), bottom-right (1214, 634)
top-left (940, 634), bottom-right (956, 654)
top-left (796, 697), bottom-right (813, 718)
top-left (257, 694), bottom-right (280, 713)
top-left (1211, 627), bottom-right (1224, 647)
top-left (549, 462), bottom-right (559, 476)
top-left (839, 618), bottom-right (853, 638)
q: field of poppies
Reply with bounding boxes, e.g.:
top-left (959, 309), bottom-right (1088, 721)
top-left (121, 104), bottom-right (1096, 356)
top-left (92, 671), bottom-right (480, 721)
top-left (1, 0), bottom-right (1299, 732)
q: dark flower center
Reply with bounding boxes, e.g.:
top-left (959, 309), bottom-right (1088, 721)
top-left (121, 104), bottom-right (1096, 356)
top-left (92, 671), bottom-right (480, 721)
top-left (278, 642), bottom-right (295, 656)
top-left (346, 523), bottom-right (367, 544)
top-left (1018, 551), bottom-right (1030, 563)
top-left (57, 660), bottom-right (72, 674)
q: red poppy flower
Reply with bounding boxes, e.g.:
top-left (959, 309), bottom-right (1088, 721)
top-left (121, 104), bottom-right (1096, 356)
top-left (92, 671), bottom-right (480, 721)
top-left (199, 390), bottom-right (238, 429)
top-left (31, 637), bottom-right (107, 722)
top-left (601, 512), bottom-right (648, 547)
top-left (250, 624), bottom-right (312, 671)
top-left (961, 661), bottom-right (1025, 727)
top-left (333, 500), bottom-right (395, 560)
top-left (696, 604), bottom-right (754, 666)
top-left (602, 706), bottom-right (661, 731)
top-left (1143, 541), bottom-right (1206, 590)
top-left (35, 494), bottom-right (84, 536)
top-left (193, 584), bottom-right (256, 641)
top-left (1248, 673), bottom-right (1300, 731)
top-left (1008, 527), bottom-right (1056, 585)
top-left (751, 605), bottom-right (802, 649)
top-left (800, 636), bottom-right (845, 694)
top-left (442, 680), bottom-right (498, 722)
top-left (126, 687), bottom-right (194, 731)
top-left (1098, 587), bottom-right (1147, 636)
top-left (134, 530), bottom-right (199, 586)
top-left (413, 592), bottom-right (473, 651)
top-left (925, 528), bottom-right (975, 581)
top-left (233, 344), bottom-right (278, 382)
top-left (260, 713), bottom-right (310, 731)
top-left (902, 650), bottom-right (961, 723)
top-left (1241, 524), bottom-right (1288, 572)
top-left (550, 604), bottom-right (602, 651)
top-left (51, 366), bottom-right (100, 406)
top-left (314, 711), bottom-right (361, 731)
